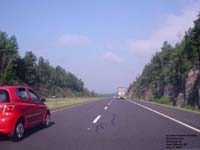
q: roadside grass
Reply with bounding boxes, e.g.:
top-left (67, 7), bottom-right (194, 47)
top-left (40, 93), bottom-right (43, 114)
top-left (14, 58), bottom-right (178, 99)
top-left (152, 97), bottom-right (174, 106)
top-left (147, 98), bottom-right (200, 115)
top-left (45, 97), bottom-right (103, 110)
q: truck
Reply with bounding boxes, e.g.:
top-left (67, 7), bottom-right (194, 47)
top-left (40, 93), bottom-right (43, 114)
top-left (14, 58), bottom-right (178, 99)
top-left (117, 87), bottom-right (127, 99)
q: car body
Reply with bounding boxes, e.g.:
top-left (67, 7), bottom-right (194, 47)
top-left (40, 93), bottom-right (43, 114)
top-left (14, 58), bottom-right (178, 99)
top-left (0, 86), bottom-right (50, 140)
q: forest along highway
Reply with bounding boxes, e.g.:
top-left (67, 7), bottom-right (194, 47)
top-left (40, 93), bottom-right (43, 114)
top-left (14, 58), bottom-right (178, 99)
top-left (0, 98), bottom-right (200, 150)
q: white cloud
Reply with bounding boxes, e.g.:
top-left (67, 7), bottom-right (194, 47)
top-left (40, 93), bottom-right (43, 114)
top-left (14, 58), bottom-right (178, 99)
top-left (127, 39), bottom-right (159, 57)
top-left (128, 1), bottom-right (200, 57)
top-left (102, 51), bottom-right (122, 63)
top-left (58, 34), bottom-right (91, 47)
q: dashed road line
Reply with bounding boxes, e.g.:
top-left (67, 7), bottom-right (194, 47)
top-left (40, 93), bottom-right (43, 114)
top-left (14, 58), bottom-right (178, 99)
top-left (104, 106), bottom-right (108, 110)
top-left (92, 115), bottom-right (101, 124)
top-left (107, 99), bottom-right (114, 106)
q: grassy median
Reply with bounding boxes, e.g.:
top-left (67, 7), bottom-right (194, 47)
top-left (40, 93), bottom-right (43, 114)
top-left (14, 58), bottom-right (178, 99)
top-left (45, 97), bottom-right (103, 110)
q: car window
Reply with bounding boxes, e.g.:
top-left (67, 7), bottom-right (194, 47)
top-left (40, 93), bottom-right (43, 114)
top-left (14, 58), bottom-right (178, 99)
top-left (28, 89), bottom-right (41, 103)
top-left (16, 88), bottom-right (29, 101)
top-left (0, 90), bottom-right (10, 102)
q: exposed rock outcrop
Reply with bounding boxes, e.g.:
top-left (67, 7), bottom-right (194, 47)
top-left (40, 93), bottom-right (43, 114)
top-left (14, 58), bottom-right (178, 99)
top-left (128, 85), bottom-right (154, 100)
top-left (175, 92), bottom-right (186, 106)
top-left (141, 87), bottom-right (154, 100)
top-left (163, 84), bottom-right (174, 100)
top-left (127, 86), bottom-right (139, 98)
top-left (184, 64), bottom-right (200, 108)
top-left (128, 64), bottom-right (200, 109)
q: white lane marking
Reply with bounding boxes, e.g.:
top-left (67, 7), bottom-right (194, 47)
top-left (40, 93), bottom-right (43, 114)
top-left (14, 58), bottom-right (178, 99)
top-left (126, 99), bottom-right (200, 133)
top-left (107, 99), bottom-right (113, 106)
top-left (104, 106), bottom-right (108, 110)
top-left (111, 99), bottom-right (113, 103)
top-left (92, 115), bottom-right (101, 124)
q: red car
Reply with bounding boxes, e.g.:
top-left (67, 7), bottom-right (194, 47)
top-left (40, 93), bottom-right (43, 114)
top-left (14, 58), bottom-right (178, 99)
top-left (0, 86), bottom-right (51, 140)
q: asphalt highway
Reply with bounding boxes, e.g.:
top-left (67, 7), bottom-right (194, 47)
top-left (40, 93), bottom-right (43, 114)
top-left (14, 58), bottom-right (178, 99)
top-left (0, 98), bottom-right (200, 150)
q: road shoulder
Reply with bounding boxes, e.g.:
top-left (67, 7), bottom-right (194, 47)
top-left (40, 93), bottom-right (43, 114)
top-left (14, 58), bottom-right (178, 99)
top-left (126, 98), bottom-right (200, 133)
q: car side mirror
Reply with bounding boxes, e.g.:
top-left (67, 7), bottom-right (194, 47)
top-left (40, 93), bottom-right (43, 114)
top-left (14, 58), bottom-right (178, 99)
top-left (41, 98), bottom-right (46, 103)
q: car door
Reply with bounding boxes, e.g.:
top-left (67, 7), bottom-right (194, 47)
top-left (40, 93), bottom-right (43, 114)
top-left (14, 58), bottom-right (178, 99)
top-left (27, 89), bottom-right (44, 124)
top-left (16, 87), bottom-right (35, 128)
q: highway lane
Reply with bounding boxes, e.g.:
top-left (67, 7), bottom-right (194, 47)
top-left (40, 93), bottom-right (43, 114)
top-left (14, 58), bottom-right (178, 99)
top-left (0, 98), bottom-right (200, 150)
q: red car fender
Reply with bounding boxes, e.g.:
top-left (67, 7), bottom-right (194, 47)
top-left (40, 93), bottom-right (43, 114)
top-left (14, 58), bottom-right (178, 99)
top-left (8, 112), bottom-right (24, 135)
top-left (42, 109), bottom-right (50, 124)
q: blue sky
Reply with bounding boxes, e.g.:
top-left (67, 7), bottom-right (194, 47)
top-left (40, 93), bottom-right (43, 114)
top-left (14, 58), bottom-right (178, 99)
top-left (0, 0), bottom-right (200, 93)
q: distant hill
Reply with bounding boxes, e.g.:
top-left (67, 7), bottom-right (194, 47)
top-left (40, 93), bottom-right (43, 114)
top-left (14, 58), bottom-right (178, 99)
top-left (127, 13), bottom-right (200, 109)
top-left (0, 31), bottom-right (96, 97)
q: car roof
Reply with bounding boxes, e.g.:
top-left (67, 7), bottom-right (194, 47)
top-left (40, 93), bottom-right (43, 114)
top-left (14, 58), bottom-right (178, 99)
top-left (0, 86), bottom-right (29, 90)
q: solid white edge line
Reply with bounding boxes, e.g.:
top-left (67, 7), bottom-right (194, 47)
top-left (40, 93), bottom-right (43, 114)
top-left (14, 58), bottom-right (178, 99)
top-left (126, 99), bottom-right (200, 133)
top-left (92, 115), bottom-right (101, 124)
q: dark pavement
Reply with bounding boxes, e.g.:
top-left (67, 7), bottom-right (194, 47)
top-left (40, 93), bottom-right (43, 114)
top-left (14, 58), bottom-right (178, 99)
top-left (0, 98), bottom-right (200, 150)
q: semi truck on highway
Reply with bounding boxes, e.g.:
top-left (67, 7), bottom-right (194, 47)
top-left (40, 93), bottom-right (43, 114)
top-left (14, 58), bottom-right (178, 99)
top-left (117, 87), bottom-right (127, 99)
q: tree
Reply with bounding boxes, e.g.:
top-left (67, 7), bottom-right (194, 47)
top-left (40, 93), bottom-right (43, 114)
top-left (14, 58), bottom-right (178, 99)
top-left (37, 57), bottom-right (52, 86)
top-left (22, 51), bottom-right (37, 86)
top-left (0, 31), bottom-right (95, 97)
top-left (128, 13), bottom-right (200, 102)
top-left (0, 32), bottom-right (19, 84)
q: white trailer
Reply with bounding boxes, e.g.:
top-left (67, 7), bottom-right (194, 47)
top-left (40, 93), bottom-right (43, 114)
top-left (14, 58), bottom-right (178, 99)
top-left (117, 87), bottom-right (127, 99)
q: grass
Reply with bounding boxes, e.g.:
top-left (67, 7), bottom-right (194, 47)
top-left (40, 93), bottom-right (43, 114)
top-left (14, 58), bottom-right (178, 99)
top-left (145, 98), bottom-right (200, 115)
top-left (45, 97), bottom-right (103, 110)
top-left (153, 97), bottom-right (173, 105)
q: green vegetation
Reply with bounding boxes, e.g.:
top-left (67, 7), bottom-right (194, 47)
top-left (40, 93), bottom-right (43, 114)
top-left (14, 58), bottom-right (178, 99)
top-left (0, 31), bottom-right (96, 97)
top-left (180, 105), bottom-right (197, 111)
top-left (152, 97), bottom-right (173, 105)
top-left (144, 99), bottom-right (200, 115)
top-left (46, 97), bottom-right (102, 110)
top-left (128, 13), bottom-right (200, 108)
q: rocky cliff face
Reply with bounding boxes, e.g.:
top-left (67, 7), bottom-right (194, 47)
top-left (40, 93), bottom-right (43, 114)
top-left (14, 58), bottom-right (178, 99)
top-left (166, 65), bottom-right (200, 108)
top-left (141, 87), bottom-right (154, 100)
top-left (181, 64), bottom-right (200, 108)
top-left (128, 64), bottom-right (200, 109)
top-left (175, 92), bottom-right (186, 106)
top-left (128, 86), bottom-right (154, 100)
top-left (127, 86), bottom-right (139, 98)
top-left (175, 64), bottom-right (200, 108)
top-left (163, 84), bottom-right (174, 100)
